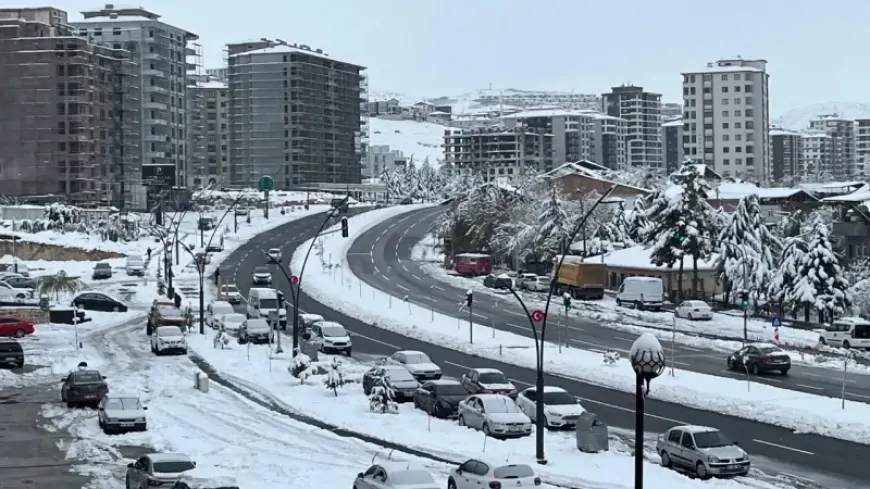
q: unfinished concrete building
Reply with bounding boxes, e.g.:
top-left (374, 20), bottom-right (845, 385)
top-left (187, 77), bottom-right (230, 187)
top-left (443, 126), bottom-right (554, 182)
top-left (0, 6), bottom-right (139, 206)
top-left (226, 39), bottom-right (366, 188)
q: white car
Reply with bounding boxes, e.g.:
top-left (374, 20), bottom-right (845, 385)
top-left (267, 248), bottom-right (282, 262)
top-left (150, 325), bottom-right (188, 355)
top-left (173, 466), bottom-right (238, 489)
top-left (526, 276), bottom-right (551, 292)
top-left (126, 453), bottom-right (196, 489)
top-left (98, 395), bottom-right (147, 433)
top-left (308, 321), bottom-right (352, 355)
top-left (448, 459), bottom-right (541, 489)
top-left (515, 386), bottom-right (585, 429)
top-left (675, 300), bottom-right (713, 320)
top-left (457, 394), bottom-right (532, 438)
top-left (385, 350), bottom-right (442, 380)
top-left (516, 273), bottom-right (537, 290)
top-left (354, 462), bottom-right (438, 489)
top-left (206, 300), bottom-right (235, 329)
top-left (216, 313), bottom-right (246, 336)
top-left (220, 284), bottom-right (242, 304)
top-left (0, 281), bottom-right (32, 301)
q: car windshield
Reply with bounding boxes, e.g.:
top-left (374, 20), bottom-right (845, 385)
top-left (390, 470), bottom-right (435, 485)
top-left (758, 347), bottom-right (782, 355)
top-left (161, 327), bottom-right (183, 337)
top-left (223, 314), bottom-right (245, 323)
top-left (693, 430), bottom-right (732, 448)
top-left (404, 352), bottom-right (431, 364)
top-left (222, 285), bottom-right (238, 292)
top-left (435, 384), bottom-right (467, 396)
top-left (158, 306), bottom-right (180, 316)
top-left (96, 263), bottom-right (110, 269)
top-left (269, 249), bottom-right (280, 254)
top-left (106, 397), bottom-right (140, 410)
top-left (478, 372), bottom-right (508, 384)
top-left (254, 267), bottom-right (270, 274)
top-left (74, 371), bottom-right (102, 383)
top-left (481, 396), bottom-right (521, 413)
top-left (259, 299), bottom-right (278, 309)
top-left (153, 461), bottom-right (196, 473)
top-left (321, 325), bottom-right (346, 337)
top-left (385, 367), bottom-right (415, 382)
top-left (493, 465), bottom-right (535, 479)
top-left (247, 320), bottom-right (269, 330)
top-left (541, 391), bottom-right (575, 405)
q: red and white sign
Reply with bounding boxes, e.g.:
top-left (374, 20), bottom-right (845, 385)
top-left (774, 327), bottom-right (780, 344)
top-left (290, 275), bottom-right (299, 285)
top-left (531, 310), bottom-right (545, 323)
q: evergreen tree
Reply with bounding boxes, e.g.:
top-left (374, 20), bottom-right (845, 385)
top-left (769, 236), bottom-right (807, 317)
top-left (744, 195), bottom-right (782, 304)
top-left (646, 191), bottom-right (684, 297)
top-left (714, 197), bottom-right (758, 304)
top-left (535, 189), bottom-right (572, 260)
top-left (677, 165), bottom-right (715, 298)
top-left (627, 197), bottom-right (651, 244)
top-left (368, 373), bottom-right (398, 414)
top-left (792, 217), bottom-right (851, 323)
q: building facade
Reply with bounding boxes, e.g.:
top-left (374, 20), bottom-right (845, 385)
top-left (602, 85), bottom-right (662, 170)
top-left (856, 119), bottom-right (870, 180)
top-left (661, 118), bottom-right (684, 174)
top-left (227, 40), bottom-right (366, 188)
top-left (769, 128), bottom-right (802, 182)
top-left (661, 102), bottom-right (683, 119)
top-left (187, 79), bottom-right (229, 187)
top-left (366, 145), bottom-right (407, 178)
top-left (800, 131), bottom-right (832, 178)
top-left (72, 5), bottom-right (199, 210)
top-left (589, 113), bottom-right (627, 170)
top-left (681, 58), bottom-right (771, 183)
top-left (443, 126), bottom-right (554, 181)
top-left (809, 114), bottom-right (856, 180)
top-left (0, 7), bottom-right (139, 206)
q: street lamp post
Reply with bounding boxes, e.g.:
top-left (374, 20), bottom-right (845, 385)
top-left (629, 333), bottom-right (666, 489)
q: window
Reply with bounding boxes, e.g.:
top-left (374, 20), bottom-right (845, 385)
top-left (723, 147), bottom-right (730, 153)
top-left (744, 84), bottom-right (753, 93)
top-left (721, 86), bottom-right (728, 93)
top-left (734, 110), bottom-right (742, 117)
top-left (723, 158), bottom-right (730, 165)
top-left (745, 121), bottom-right (754, 130)
top-left (746, 157), bottom-right (755, 166)
top-left (735, 158), bottom-right (743, 165)
top-left (721, 98), bottom-right (729, 105)
top-left (745, 97), bottom-right (753, 105)
top-left (735, 122), bottom-right (742, 129)
top-left (735, 134), bottom-right (742, 141)
top-left (722, 134), bottom-right (730, 141)
top-left (745, 109), bottom-right (753, 117)
top-left (734, 86), bottom-right (741, 92)
top-left (722, 110), bottom-right (729, 117)
top-left (722, 122), bottom-right (729, 129)
top-left (734, 73), bottom-right (741, 80)
top-left (734, 98), bottom-right (742, 104)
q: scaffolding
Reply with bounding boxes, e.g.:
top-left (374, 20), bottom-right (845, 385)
top-left (110, 44), bottom-right (141, 210)
top-left (186, 42), bottom-right (206, 188)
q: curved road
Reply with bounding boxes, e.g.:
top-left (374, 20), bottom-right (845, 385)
top-left (217, 208), bottom-right (867, 487)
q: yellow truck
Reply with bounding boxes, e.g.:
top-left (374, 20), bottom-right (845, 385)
top-left (552, 259), bottom-right (607, 300)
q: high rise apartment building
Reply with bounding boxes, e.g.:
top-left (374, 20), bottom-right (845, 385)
top-left (226, 39), bottom-right (367, 188)
top-left (661, 103), bottom-right (683, 119)
top-left (590, 113), bottom-right (627, 171)
top-left (800, 131), bottom-right (832, 178)
top-left (72, 5), bottom-right (199, 210)
top-left (443, 126), bottom-right (554, 181)
top-left (661, 118), bottom-right (684, 174)
top-left (769, 128), bottom-right (802, 182)
top-left (601, 85), bottom-right (662, 170)
top-left (856, 119), bottom-right (870, 180)
top-left (681, 58), bottom-right (770, 182)
top-left (808, 114), bottom-right (856, 180)
top-left (187, 78), bottom-right (229, 187)
top-left (0, 6), bottom-right (138, 206)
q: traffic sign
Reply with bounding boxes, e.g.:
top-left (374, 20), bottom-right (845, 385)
top-left (258, 175), bottom-right (274, 192)
top-left (771, 316), bottom-right (782, 328)
top-left (531, 310), bottom-right (545, 323)
top-left (290, 275), bottom-right (299, 285)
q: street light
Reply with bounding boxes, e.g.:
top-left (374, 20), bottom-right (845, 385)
top-left (629, 333), bottom-right (666, 489)
top-left (149, 228), bottom-right (175, 298)
top-left (175, 240), bottom-right (206, 334)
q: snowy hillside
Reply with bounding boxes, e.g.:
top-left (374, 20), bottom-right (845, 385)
top-left (370, 117), bottom-right (445, 165)
top-left (773, 101), bottom-right (870, 130)
top-left (370, 88), bottom-right (601, 115)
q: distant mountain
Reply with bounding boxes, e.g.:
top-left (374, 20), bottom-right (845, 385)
top-left (773, 102), bottom-right (870, 130)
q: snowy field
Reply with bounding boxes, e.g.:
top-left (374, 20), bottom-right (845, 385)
top-left (290, 206), bottom-right (870, 445)
top-left (370, 117), bottom-right (446, 164)
top-left (191, 188), bottom-right (360, 205)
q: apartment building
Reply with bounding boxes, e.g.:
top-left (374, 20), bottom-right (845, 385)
top-left (681, 58), bottom-right (771, 183)
top-left (661, 103), bottom-right (683, 119)
top-left (0, 7), bottom-right (139, 206)
top-left (808, 114), bottom-right (856, 180)
top-left (366, 145), bottom-right (407, 178)
top-left (72, 5), bottom-right (199, 210)
top-left (769, 128), bottom-right (802, 182)
top-left (856, 119), bottom-right (870, 179)
top-left (800, 131), bottom-right (832, 178)
top-left (589, 113), bottom-right (627, 171)
top-left (227, 40), bottom-right (367, 188)
top-left (474, 90), bottom-right (600, 111)
top-left (661, 118), bottom-right (684, 174)
top-left (205, 67), bottom-right (228, 82)
top-left (187, 78), bottom-right (230, 187)
top-left (601, 85), bottom-right (663, 170)
top-left (443, 126), bottom-right (554, 181)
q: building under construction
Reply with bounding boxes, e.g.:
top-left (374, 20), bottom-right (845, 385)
top-left (0, 6), bottom-right (139, 206)
top-left (226, 39), bottom-right (367, 188)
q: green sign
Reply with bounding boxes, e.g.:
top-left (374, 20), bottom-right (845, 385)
top-left (258, 175), bottom-right (274, 192)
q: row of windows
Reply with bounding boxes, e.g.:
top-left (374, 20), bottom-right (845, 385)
top-left (683, 72), bottom-right (748, 84)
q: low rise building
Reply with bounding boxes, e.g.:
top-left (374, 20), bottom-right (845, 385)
top-left (443, 126), bottom-right (554, 182)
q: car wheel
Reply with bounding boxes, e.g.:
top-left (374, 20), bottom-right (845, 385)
top-left (448, 478), bottom-right (457, 489)
top-left (635, 301), bottom-right (644, 310)
top-left (458, 415), bottom-right (466, 427)
top-left (695, 462), bottom-right (709, 479)
top-left (14, 329), bottom-right (25, 338)
top-left (66, 401), bottom-right (73, 408)
top-left (818, 337), bottom-right (827, 345)
top-left (780, 369), bottom-right (789, 375)
top-left (113, 306), bottom-right (119, 312)
top-left (843, 340), bottom-right (851, 349)
top-left (727, 358), bottom-right (735, 370)
top-left (482, 422), bottom-right (491, 435)
top-left (660, 451), bottom-right (672, 468)
top-left (433, 403), bottom-right (441, 417)
top-left (15, 293), bottom-right (25, 300)
top-left (751, 363), bottom-right (759, 375)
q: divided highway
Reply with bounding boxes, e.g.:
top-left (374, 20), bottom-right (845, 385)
top-left (216, 208), bottom-right (868, 486)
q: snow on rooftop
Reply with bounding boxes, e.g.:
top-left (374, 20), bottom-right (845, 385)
top-left (500, 108), bottom-right (588, 119)
top-left (662, 119), bottom-right (683, 127)
top-left (196, 80), bottom-right (226, 89)
top-left (228, 44), bottom-right (331, 61)
top-left (684, 64), bottom-right (763, 74)
top-left (583, 245), bottom-right (718, 270)
top-left (370, 117), bottom-right (445, 165)
top-left (666, 182), bottom-right (808, 201)
top-left (769, 128), bottom-right (800, 137)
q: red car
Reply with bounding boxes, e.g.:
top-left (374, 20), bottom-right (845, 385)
top-left (0, 316), bottom-right (34, 338)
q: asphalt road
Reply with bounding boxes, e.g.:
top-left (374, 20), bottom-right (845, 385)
top-left (218, 208), bottom-right (869, 486)
top-left (350, 205), bottom-right (870, 405)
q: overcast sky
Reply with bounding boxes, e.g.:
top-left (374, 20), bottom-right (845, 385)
top-left (41, 0), bottom-right (868, 115)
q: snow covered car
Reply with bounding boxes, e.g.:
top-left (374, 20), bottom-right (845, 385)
top-left (98, 395), bottom-right (147, 433)
top-left (354, 461), bottom-right (438, 489)
top-left (448, 459), bottom-right (541, 489)
top-left (362, 365), bottom-right (419, 400)
top-left (384, 350), bottom-right (442, 380)
top-left (126, 453), bottom-right (196, 488)
top-left (219, 284), bottom-right (241, 304)
top-left (150, 325), bottom-right (188, 355)
top-left (675, 300), bottom-right (713, 320)
top-left (0, 282), bottom-right (32, 301)
top-left (216, 313), bottom-right (246, 336)
top-left (515, 386), bottom-right (584, 429)
top-left (171, 466), bottom-right (238, 489)
top-left (460, 367), bottom-right (517, 398)
top-left (457, 394), bottom-right (532, 438)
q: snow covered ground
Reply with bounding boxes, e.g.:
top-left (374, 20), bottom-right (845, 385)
top-left (290, 206), bottom-right (870, 445)
top-left (370, 117), bottom-right (446, 164)
top-left (191, 188), bottom-right (359, 206)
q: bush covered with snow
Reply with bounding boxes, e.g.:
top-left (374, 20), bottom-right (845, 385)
top-left (289, 350), bottom-right (313, 383)
top-left (367, 372), bottom-right (398, 414)
top-left (323, 357), bottom-right (347, 396)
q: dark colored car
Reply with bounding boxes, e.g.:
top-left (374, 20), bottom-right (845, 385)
top-left (92, 262), bottom-right (112, 280)
top-left (413, 379), bottom-right (468, 418)
top-left (362, 365), bottom-right (419, 401)
top-left (727, 343), bottom-right (791, 375)
top-left (2, 276), bottom-right (36, 289)
top-left (483, 274), bottom-right (513, 290)
top-left (0, 340), bottom-right (24, 368)
top-left (71, 292), bottom-right (128, 312)
top-left (61, 368), bottom-right (109, 407)
top-left (251, 266), bottom-right (272, 285)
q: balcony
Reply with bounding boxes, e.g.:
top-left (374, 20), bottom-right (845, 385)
top-left (144, 52), bottom-right (161, 60)
top-left (144, 101), bottom-right (168, 110)
top-left (143, 69), bottom-right (165, 77)
top-left (144, 118), bottom-right (170, 126)
top-left (145, 85), bottom-right (169, 94)
top-left (145, 134), bottom-right (165, 142)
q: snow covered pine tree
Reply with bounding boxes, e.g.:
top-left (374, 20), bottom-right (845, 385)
top-left (675, 164), bottom-right (715, 299)
top-left (324, 357), bottom-right (346, 396)
top-left (289, 350), bottom-right (313, 384)
top-left (368, 372), bottom-right (398, 414)
top-left (792, 216), bottom-right (851, 323)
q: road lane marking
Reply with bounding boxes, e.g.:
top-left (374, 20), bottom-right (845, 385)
top-left (395, 284), bottom-right (409, 291)
top-left (613, 336), bottom-right (634, 342)
top-left (423, 297), bottom-right (438, 303)
top-left (752, 439), bottom-right (814, 455)
top-left (412, 274), bottom-right (421, 280)
top-left (432, 285), bottom-right (445, 291)
top-left (797, 384), bottom-right (824, 391)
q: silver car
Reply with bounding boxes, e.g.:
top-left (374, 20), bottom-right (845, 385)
top-left (354, 462), bottom-right (438, 489)
top-left (657, 425), bottom-right (750, 479)
top-left (457, 394), bottom-right (532, 438)
top-left (126, 452), bottom-right (196, 489)
top-left (98, 395), bottom-right (147, 433)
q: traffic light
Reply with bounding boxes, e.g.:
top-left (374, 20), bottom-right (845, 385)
top-left (740, 291), bottom-right (749, 309)
top-left (465, 290), bottom-right (473, 307)
top-left (341, 216), bottom-right (349, 238)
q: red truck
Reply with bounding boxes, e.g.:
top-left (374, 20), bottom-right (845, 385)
top-left (453, 253), bottom-right (493, 276)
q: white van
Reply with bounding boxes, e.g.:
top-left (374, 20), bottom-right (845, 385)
top-left (819, 317), bottom-right (870, 349)
top-left (246, 288), bottom-right (287, 327)
top-left (615, 277), bottom-right (664, 311)
top-left (125, 255), bottom-right (145, 276)
top-left (206, 300), bottom-right (236, 329)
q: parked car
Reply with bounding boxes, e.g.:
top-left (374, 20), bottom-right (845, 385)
top-left (197, 216), bottom-right (215, 231)
top-left (126, 453), bottom-right (197, 489)
top-left (460, 368), bottom-right (517, 398)
top-left (354, 462), bottom-right (438, 489)
top-left (385, 350), bottom-right (442, 380)
top-left (448, 459), bottom-right (541, 489)
top-left (205, 239), bottom-right (224, 253)
top-left (61, 368), bottom-right (109, 407)
top-left (516, 273), bottom-right (537, 290)
top-left (0, 282), bottom-right (31, 301)
top-left (126, 255), bottom-right (145, 276)
top-left (675, 300), bottom-right (713, 320)
top-left (515, 386), bottom-right (584, 429)
top-left (457, 394), bottom-right (532, 438)
top-left (72, 291), bottom-right (128, 312)
top-left (362, 365), bottom-right (419, 400)
top-left (92, 262), bottom-right (113, 280)
top-left (220, 284), bottom-right (241, 304)
top-left (238, 318), bottom-right (272, 344)
top-left (234, 207), bottom-right (249, 216)
top-left (726, 343), bottom-right (791, 375)
top-left (150, 325), bottom-right (188, 355)
top-left (98, 395), bottom-right (147, 433)
top-left (266, 248), bottom-right (282, 262)
top-left (0, 316), bottom-right (34, 338)
top-left (148, 304), bottom-right (187, 334)
top-left (251, 266), bottom-right (272, 285)
top-left (206, 301), bottom-right (235, 329)
top-left (483, 273), bottom-right (514, 290)
top-left (615, 277), bottom-right (664, 311)
top-left (172, 467), bottom-right (239, 489)
top-left (1, 276), bottom-right (36, 289)
top-left (657, 425), bottom-right (750, 478)
top-left (0, 340), bottom-right (24, 368)
top-left (413, 379), bottom-right (468, 418)
top-left (818, 316), bottom-right (870, 349)
top-left (525, 276), bottom-right (551, 292)
top-left (305, 320), bottom-right (352, 355)
top-left (216, 313), bottom-right (246, 336)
